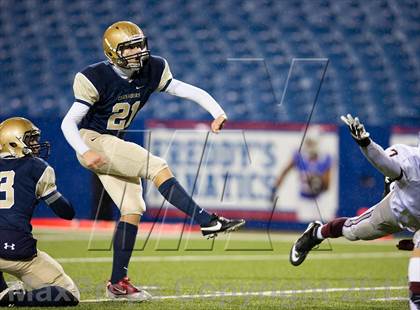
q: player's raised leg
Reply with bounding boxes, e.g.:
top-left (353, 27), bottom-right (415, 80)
top-left (81, 130), bottom-right (246, 239)
top-left (154, 167), bottom-right (245, 238)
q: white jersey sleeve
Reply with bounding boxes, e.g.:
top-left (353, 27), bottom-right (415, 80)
top-left (360, 141), bottom-right (403, 180)
top-left (61, 72), bottom-right (100, 155)
top-left (165, 79), bottom-right (226, 119)
top-left (61, 102), bottom-right (91, 155)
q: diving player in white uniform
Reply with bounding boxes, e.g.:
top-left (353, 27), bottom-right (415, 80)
top-left (61, 21), bottom-right (245, 300)
top-left (289, 114), bottom-right (420, 309)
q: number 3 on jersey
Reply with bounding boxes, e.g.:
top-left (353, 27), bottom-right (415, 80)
top-left (0, 171), bottom-right (15, 209)
top-left (107, 101), bottom-right (141, 130)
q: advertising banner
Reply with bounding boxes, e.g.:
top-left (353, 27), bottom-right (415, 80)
top-left (144, 121), bottom-right (339, 224)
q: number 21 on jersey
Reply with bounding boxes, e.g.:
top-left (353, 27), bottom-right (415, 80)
top-left (0, 171), bottom-right (15, 209)
top-left (107, 101), bottom-right (141, 130)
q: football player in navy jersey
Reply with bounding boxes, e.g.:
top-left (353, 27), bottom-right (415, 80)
top-left (0, 117), bottom-right (79, 307)
top-left (61, 21), bottom-right (245, 300)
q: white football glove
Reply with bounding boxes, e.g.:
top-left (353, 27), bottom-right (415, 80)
top-left (340, 114), bottom-right (371, 147)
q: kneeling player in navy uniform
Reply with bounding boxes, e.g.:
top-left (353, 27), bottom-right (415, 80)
top-left (0, 117), bottom-right (79, 307)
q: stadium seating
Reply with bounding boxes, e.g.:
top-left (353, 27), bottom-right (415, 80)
top-left (0, 0), bottom-right (419, 125)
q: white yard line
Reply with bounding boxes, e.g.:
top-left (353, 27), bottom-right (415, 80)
top-left (370, 297), bottom-right (408, 301)
top-left (136, 286), bottom-right (161, 290)
top-left (81, 286), bottom-right (407, 303)
top-left (57, 251), bottom-right (409, 264)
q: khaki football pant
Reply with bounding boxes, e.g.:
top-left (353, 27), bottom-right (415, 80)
top-left (77, 129), bottom-right (168, 216)
top-left (0, 250), bottom-right (80, 300)
top-left (342, 191), bottom-right (403, 241)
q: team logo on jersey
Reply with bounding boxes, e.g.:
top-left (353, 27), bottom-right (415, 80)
top-left (4, 243), bottom-right (15, 250)
top-left (117, 93), bottom-right (141, 100)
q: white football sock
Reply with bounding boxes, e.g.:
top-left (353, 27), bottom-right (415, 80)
top-left (316, 226), bottom-right (325, 240)
top-left (409, 257), bottom-right (420, 282)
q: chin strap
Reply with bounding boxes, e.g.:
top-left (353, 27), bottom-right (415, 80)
top-left (0, 152), bottom-right (15, 159)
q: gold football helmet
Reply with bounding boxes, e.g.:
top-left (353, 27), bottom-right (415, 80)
top-left (103, 21), bottom-right (150, 70)
top-left (0, 117), bottom-right (50, 158)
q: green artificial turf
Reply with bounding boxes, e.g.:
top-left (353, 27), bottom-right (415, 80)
top-left (8, 230), bottom-right (409, 309)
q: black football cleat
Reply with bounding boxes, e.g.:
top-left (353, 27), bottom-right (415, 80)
top-left (200, 214), bottom-right (245, 238)
top-left (289, 221), bottom-right (323, 266)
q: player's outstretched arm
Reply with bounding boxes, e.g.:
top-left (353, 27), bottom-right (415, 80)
top-left (164, 79), bottom-right (227, 133)
top-left (341, 114), bottom-right (402, 180)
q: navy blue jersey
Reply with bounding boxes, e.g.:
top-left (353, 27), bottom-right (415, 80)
top-left (75, 55), bottom-right (171, 136)
top-left (0, 157), bottom-right (56, 260)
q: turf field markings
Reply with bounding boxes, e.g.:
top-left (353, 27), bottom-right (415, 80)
top-left (370, 297), bottom-right (408, 301)
top-left (153, 286), bottom-right (406, 300)
top-left (132, 286), bottom-right (161, 290)
top-left (57, 251), bottom-right (409, 264)
top-left (80, 285), bottom-right (406, 303)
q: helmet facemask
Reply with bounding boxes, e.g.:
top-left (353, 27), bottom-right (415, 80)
top-left (0, 117), bottom-right (50, 160)
top-left (116, 37), bottom-right (150, 70)
top-left (22, 130), bottom-right (50, 159)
